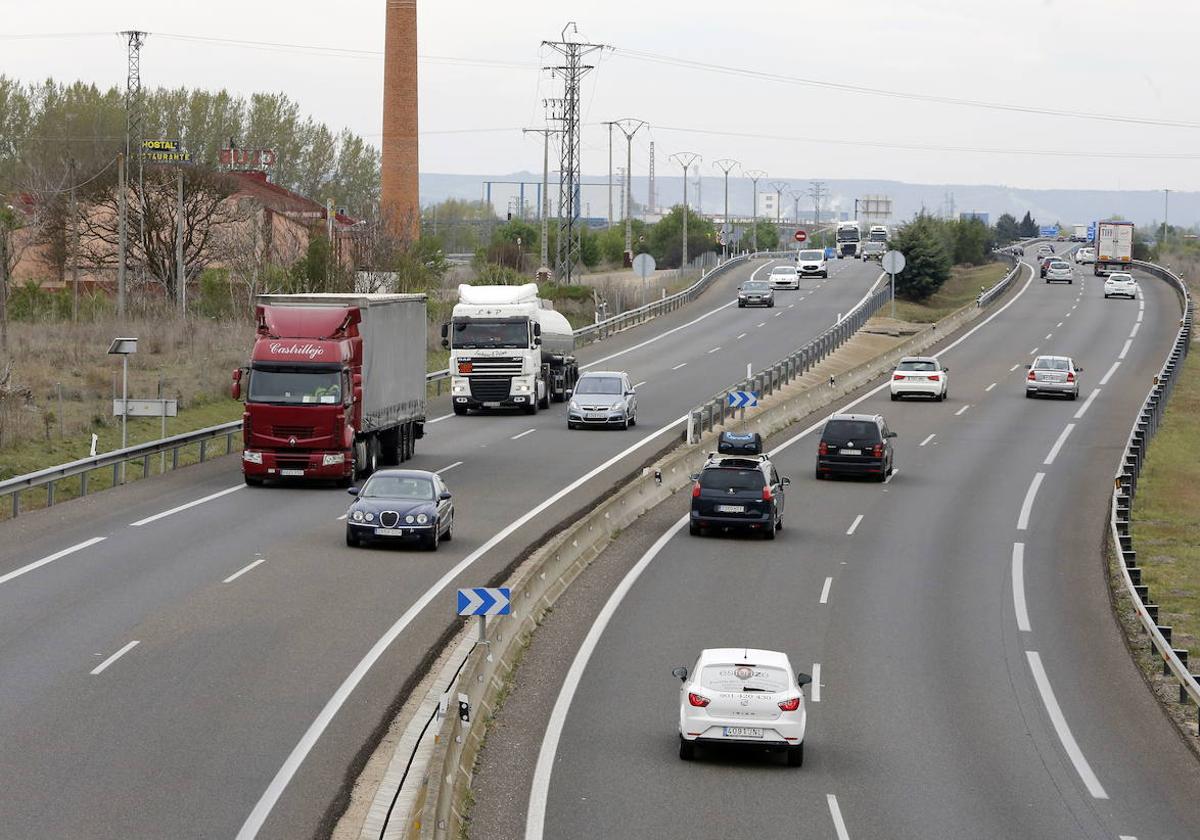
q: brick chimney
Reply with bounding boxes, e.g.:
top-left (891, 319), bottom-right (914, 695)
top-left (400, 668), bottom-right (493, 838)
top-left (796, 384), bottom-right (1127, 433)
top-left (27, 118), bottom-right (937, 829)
top-left (381, 0), bottom-right (419, 241)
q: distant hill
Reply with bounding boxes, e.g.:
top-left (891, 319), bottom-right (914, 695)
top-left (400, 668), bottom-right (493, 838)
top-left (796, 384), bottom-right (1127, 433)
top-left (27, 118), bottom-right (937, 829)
top-left (419, 171), bottom-right (1195, 229)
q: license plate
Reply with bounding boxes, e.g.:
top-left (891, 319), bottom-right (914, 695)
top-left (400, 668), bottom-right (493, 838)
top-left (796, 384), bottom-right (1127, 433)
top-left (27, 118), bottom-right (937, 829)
top-left (280, 469), bottom-right (305, 476)
top-left (587, 413), bottom-right (606, 420)
top-left (375, 527), bottom-right (405, 536)
top-left (716, 504), bottom-right (745, 513)
top-left (723, 727), bottom-right (763, 738)
top-left (840, 448), bottom-right (861, 456)
top-left (484, 401), bottom-right (502, 408)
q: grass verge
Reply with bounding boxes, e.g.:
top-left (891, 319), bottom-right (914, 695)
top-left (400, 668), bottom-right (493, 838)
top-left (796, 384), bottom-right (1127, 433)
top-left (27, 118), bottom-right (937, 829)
top-left (891, 262), bottom-right (1009, 323)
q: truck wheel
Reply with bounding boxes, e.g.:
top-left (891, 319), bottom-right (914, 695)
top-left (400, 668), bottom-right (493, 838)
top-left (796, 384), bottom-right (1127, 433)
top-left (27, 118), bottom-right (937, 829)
top-left (405, 424), bottom-right (416, 459)
top-left (524, 400), bottom-right (538, 415)
top-left (539, 387), bottom-right (550, 410)
top-left (453, 404), bottom-right (468, 416)
top-left (244, 475), bottom-right (264, 487)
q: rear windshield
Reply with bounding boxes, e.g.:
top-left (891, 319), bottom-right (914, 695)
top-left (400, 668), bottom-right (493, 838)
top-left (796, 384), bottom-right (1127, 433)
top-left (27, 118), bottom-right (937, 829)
top-left (822, 419), bottom-right (881, 443)
top-left (1108, 274), bottom-right (1133, 282)
top-left (1034, 358), bottom-right (1069, 371)
top-left (699, 467), bottom-right (765, 490)
top-left (798, 250), bottom-right (824, 260)
top-left (897, 360), bottom-right (938, 372)
top-left (1049, 261), bottom-right (1069, 269)
top-left (742, 281), bottom-right (769, 291)
top-left (701, 663), bottom-right (789, 693)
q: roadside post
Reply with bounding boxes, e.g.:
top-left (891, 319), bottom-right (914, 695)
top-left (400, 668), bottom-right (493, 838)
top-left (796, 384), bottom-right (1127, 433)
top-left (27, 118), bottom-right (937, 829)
top-left (457, 586), bottom-right (511, 644)
top-left (882, 250), bottom-right (906, 320)
top-left (632, 252), bottom-right (656, 310)
top-left (107, 337), bottom-right (138, 483)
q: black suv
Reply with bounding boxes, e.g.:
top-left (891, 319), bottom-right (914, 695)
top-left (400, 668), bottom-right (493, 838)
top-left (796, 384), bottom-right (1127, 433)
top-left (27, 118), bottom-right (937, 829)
top-left (815, 413), bottom-right (897, 482)
top-left (690, 433), bottom-right (789, 538)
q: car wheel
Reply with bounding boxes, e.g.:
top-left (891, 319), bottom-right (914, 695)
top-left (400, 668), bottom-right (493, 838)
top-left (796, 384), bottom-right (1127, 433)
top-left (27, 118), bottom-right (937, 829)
top-left (679, 736), bottom-right (696, 761)
top-left (738, 301), bottom-right (745, 308)
top-left (426, 527), bottom-right (440, 551)
top-left (1025, 391), bottom-right (1034, 399)
top-left (622, 416), bottom-right (630, 431)
top-left (345, 528), bottom-right (360, 548)
top-left (787, 742), bottom-right (805, 767)
top-left (442, 514), bottom-right (453, 542)
top-left (453, 404), bottom-right (468, 416)
top-left (689, 522), bottom-right (703, 537)
top-left (768, 300), bottom-right (775, 308)
top-left (629, 412), bottom-right (637, 428)
top-left (764, 520), bottom-right (777, 540)
top-left (244, 475), bottom-right (264, 487)
top-left (568, 421), bottom-right (577, 430)
top-left (1070, 390), bottom-right (1078, 401)
top-left (890, 392), bottom-right (898, 401)
top-left (1104, 293), bottom-right (1109, 299)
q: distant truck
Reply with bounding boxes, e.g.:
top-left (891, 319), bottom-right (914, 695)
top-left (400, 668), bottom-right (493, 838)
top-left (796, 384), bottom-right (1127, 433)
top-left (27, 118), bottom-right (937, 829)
top-left (1093, 220), bottom-right (1135, 276)
top-left (867, 225), bottom-right (889, 244)
top-left (1071, 224), bottom-right (1088, 242)
top-left (443, 283), bottom-right (579, 415)
top-left (835, 221), bottom-right (862, 258)
top-left (234, 293), bottom-right (428, 486)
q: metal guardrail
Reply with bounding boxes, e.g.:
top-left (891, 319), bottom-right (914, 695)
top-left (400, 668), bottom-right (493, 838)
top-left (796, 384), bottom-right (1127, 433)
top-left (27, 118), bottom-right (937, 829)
top-left (0, 368), bottom-right (456, 517)
top-left (1108, 260), bottom-right (1199, 729)
top-left (977, 253), bottom-right (1024, 307)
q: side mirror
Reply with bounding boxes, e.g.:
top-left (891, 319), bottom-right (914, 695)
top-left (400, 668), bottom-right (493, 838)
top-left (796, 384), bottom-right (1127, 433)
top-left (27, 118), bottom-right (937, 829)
top-left (1075, 367), bottom-right (1083, 372)
top-left (671, 666), bottom-right (688, 682)
top-left (886, 431), bottom-right (898, 438)
top-left (625, 390), bottom-right (636, 397)
top-left (231, 368), bottom-right (243, 401)
top-left (440, 323), bottom-right (449, 339)
top-left (439, 491), bottom-right (452, 501)
top-left (347, 486), bottom-right (360, 496)
top-left (942, 366), bottom-right (950, 372)
top-left (689, 473), bottom-right (701, 481)
top-left (796, 673), bottom-right (813, 687)
top-left (566, 389), bottom-right (573, 398)
top-left (534, 336), bottom-right (542, 346)
top-left (441, 338), bottom-right (450, 349)
top-left (533, 322), bottom-right (542, 336)
top-left (781, 477), bottom-right (791, 487)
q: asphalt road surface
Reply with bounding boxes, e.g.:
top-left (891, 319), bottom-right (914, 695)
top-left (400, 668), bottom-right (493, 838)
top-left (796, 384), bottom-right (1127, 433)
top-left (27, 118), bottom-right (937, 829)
top-left (0, 254), bottom-right (881, 839)
top-left (485, 258), bottom-right (1200, 840)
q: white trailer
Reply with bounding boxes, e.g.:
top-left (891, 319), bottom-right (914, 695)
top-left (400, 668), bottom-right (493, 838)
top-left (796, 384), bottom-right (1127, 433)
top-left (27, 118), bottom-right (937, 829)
top-left (1094, 221), bottom-right (1134, 276)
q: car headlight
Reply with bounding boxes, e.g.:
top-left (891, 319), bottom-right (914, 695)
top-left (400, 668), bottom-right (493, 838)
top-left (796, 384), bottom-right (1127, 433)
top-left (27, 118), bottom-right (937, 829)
top-left (569, 400), bottom-right (580, 411)
top-left (242, 451), bottom-right (263, 464)
top-left (405, 514), bottom-right (415, 524)
top-left (364, 512), bottom-right (374, 522)
top-left (512, 380), bottom-right (532, 393)
top-left (322, 453), bottom-right (344, 466)
top-left (612, 401), bottom-right (625, 413)
top-left (352, 510), bottom-right (364, 522)
top-left (416, 513), bottom-right (429, 524)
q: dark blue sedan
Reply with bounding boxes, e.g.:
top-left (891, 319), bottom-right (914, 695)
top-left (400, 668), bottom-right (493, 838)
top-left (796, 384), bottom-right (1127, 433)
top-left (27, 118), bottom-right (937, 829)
top-left (345, 469), bottom-right (454, 550)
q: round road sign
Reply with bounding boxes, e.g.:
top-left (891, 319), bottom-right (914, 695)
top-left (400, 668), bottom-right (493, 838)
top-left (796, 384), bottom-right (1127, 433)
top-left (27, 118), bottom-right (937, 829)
top-left (632, 252), bottom-right (657, 279)
top-left (882, 250), bottom-right (906, 275)
top-left (794, 230), bottom-right (807, 242)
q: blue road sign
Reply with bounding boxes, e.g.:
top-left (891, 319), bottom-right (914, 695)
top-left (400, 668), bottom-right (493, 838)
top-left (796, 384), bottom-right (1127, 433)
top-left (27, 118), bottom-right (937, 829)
top-left (457, 587), bottom-right (511, 616)
top-left (1039, 226), bottom-right (1059, 238)
top-left (1087, 222), bottom-right (1097, 238)
top-left (727, 390), bottom-right (759, 409)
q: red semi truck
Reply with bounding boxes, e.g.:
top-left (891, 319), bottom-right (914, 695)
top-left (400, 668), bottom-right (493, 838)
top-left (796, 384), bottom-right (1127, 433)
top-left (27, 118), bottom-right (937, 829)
top-left (233, 293), bottom-right (427, 486)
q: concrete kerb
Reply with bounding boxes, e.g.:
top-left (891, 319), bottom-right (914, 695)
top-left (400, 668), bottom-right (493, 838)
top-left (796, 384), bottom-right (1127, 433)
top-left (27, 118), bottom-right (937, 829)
top-left (399, 294), bottom-right (995, 840)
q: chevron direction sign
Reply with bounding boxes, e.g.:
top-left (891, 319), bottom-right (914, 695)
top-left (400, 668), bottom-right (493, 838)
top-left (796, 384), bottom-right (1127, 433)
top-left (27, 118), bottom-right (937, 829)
top-left (457, 587), bottom-right (512, 616)
top-left (727, 390), bottom-right (759, 409)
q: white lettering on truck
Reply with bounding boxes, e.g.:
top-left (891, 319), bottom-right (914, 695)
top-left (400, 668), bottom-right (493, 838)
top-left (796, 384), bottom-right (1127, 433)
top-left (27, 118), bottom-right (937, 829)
top-left (268, 342), bottom-right (325, 359)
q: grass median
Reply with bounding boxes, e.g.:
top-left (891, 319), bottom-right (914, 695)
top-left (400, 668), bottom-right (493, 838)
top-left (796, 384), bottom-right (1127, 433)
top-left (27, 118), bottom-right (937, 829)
top-left (891, 262), bottom-right (1009, 323)
top-left (1132, 342), bottom-right (1200, 657)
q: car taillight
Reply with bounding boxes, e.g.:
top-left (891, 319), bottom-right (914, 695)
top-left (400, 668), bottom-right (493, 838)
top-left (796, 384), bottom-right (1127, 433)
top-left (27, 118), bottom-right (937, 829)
top-left (1066, 371), bottom-right (1075, 382)
top-left (1028, 370), bottom-right (1037, 380)
top-left (762, 485), bottom-right (773, 501)
top-left (778, 696), bottom-right (801, 712)
top-left (928, 374), bottom-right (939, 381)
top-left (688, 692), bottom-right (710, 708)
top-left (872, 443), bottom-right (884, 457)
top-left (892, 373), bottom-right (905, 380)
top-left (818, 441), bottom-right (829, 456)
top-left (692, 481), bottom-right (701, 498)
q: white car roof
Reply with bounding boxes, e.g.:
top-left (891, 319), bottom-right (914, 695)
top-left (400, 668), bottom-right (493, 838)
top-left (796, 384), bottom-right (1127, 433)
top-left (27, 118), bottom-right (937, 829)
top-left (1107, 273), bottom-right (1134, 280)
top-left (697, 648), bottom-right (792, 669)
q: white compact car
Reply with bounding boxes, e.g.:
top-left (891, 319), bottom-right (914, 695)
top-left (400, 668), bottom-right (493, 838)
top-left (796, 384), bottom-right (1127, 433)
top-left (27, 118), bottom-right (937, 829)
top-left (890, 356), bottom-right (949, 401)
top-left (795, 249), bottom-right (828, 278)
top-left (1044, 260), bottom-right (1074, 283)
top-left (673, 648), bottom-right (811, 766)
top-left (1103, 272), bottom-right (1137, 300)
top-left (767, 266), bottom-right (801, 290)
top-left (1075, 247), bottom-right (1095, 265)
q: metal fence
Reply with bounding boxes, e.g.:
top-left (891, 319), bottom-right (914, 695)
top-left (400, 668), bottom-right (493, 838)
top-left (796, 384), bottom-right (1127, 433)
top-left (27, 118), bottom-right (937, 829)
top-left (978, 252), bottom-right (1024, 307)
top-left (1109, 260), bottom-right (1199, 729)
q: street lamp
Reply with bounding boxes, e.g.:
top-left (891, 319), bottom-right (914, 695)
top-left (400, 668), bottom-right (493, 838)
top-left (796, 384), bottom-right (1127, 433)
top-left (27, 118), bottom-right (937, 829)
top-left (108, 337), bottom-right (138, 480)
top-left (669, 152), bottom-right (701, 270)
top-left (744, 170), bottom-right (766, 253)
top-left (713, 159), bottom-right (739, 258)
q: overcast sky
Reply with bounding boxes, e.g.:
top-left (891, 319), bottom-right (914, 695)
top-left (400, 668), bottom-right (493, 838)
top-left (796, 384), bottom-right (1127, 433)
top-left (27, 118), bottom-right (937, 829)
top-left (4, 0), bottom-right (1200, 192)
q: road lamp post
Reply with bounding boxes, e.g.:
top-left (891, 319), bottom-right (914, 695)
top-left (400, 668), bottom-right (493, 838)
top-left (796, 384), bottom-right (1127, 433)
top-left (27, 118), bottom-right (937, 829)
top-left (669, 152), bottom-right (701, 270)
top-left (713, 159), bottom-right (739, 258)
top-left (745, 169), bottom-right (766, 253)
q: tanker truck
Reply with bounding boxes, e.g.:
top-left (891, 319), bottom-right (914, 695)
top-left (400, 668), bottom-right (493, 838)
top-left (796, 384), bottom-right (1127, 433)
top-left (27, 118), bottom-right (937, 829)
top-left (442, 283), bottom-right (578, 415)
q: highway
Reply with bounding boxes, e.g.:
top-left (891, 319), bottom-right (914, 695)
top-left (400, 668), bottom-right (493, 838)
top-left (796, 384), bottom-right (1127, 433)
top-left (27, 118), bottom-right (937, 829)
top-left (469, 258), bottom-right (1200, 839)
top-left (0, 255), bottom-right (881, 839)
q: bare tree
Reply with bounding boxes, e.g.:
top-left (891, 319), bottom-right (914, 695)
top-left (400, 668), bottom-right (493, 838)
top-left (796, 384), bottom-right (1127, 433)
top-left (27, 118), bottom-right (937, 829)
top-left (0, 200), bottom-right (34, 352)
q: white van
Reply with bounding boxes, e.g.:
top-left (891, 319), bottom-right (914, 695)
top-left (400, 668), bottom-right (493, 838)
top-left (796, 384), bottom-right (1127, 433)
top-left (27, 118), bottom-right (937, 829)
top-left (795, 249), bottom-right (828, 278)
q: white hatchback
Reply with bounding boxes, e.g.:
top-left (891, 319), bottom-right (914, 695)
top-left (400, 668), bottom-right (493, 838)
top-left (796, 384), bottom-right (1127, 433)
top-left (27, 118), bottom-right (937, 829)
top-left (1103, 272), bottom-right (1138, 300)
top-left (1044, 260), bottom-right (1074, 283)
top-left (673, 648), bottom-right (811, 766)
top-left (1075, 247), bottom-right (1095, 264)
top-left (767, 266), bottom-right (801, 290)
top-left (890, 356), bottom-right (949, 401)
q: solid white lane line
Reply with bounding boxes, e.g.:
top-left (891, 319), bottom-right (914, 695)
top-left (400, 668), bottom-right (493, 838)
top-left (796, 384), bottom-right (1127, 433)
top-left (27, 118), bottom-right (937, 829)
top-left (90, 640), bottom-right (139, 676)
top-left (1118, 339), bottom-right (1133, 360)
top-left (827, 794), bottom-right (851, 840)
top-left (735, 333), bottom-right (747, 340)
top-left (1129, 323), bottom-right (1139, 338)
top-left (1017, 472), bottom-right (1045, 531)
top-left (919, 433), bottom-right (936, 447)
top-left (955, 405), bottom-right (970, 416)
top-left (1009, 364), bottom-right (1021, 372)
top-left (1074, 389), bottom-right (1101, 419)
top-left (811, 663), bottom-right (822, 702)
top-left (671, 362), bottom-right (688, 371)
top-left (426, 413), bottom-right (455, 425)
top-left (1025, 651), bottom-right (1110, 800)
top-left (819, 576), bottom-right (833, 604)
top-left (707, 346), bottom-right (721, 354)
top-left (0, 536), bottom-right (106, 588)
top-left (1136, 310), bottom-right (1143, 323)
top-left (846, 514), bottom-right (863, 536)
top-left (632, 381), bottom-right (647, 389)
top-left (1012, 543), bottom-right (1031, 632)
top-left (435, 460), bottom-right (464, 475)
top-left (244, 413), bottom-right (692, 840)
top-left (524, 515), bottom-right (689, 840)
top-left (223, 556), bottom-right (267, 584)
top-left (511, 429), bottom-right (537, 441)
top-left (130, 485), bottom-right (243, 527)
top-left (985, 382), bottom-right (997, 392)
top-left (1099, 361), bottom-right (1121, 386)
top-left (1043, 424), bottom-right (1075, 466)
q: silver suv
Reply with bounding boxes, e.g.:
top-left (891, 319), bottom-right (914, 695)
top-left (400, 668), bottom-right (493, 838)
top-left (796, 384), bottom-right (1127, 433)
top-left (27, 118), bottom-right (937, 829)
top-left (1025, 355), bottom-right (1082, 400)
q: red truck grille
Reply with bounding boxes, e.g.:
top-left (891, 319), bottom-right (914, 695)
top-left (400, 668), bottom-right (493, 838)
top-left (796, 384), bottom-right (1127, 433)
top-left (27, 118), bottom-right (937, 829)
top-left (274, 454), bottom-right (312, 468)
top-left (272, 425), bottom-right (315, 438)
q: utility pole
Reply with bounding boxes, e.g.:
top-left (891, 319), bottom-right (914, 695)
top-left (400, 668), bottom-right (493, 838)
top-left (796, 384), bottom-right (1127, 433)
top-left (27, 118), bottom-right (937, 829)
top-left (648, 141), bottom-right (656, 215)
top-left (118, 30), bottom-right (146, 319)
top-left (770, 180), bottom-right (788, 247)
top-left (611, 118), bottom-right (647, 264)
top-left (745, 169), bottom-right (766, 253)
top-left (543, 24), bottom-right (606, 284)
top-left (176, 167), bottom-right (186, 317)
top-left (809, 181), bottom-right (827, 246)
top-left (117, 152), bottom-right (127, 319)
top-left (789, 189), bottom-right (804, 224)
top-left (606, 122), bottom-right (614, 227)
top-left (523, 112), bottom-right (558, 274)
top-left (669, 152), bottom-right (700, 270)
top-left (713, 159), bottom-right (739, 258)
top-left (69, 157), bottom-right (80, 322)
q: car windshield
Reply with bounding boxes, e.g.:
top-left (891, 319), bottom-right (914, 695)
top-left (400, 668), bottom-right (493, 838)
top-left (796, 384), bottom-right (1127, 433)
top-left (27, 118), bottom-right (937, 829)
top-left (822, 419), bottom-right (881, 443)
top-left (248, 367), bottom-right (341, 405)
top-left (575, 376), bottom-right (622, 395)
top-left (699, 467), bottom-right (765, 491)
top-left (742, 282), bottom-right (769, 291)
top-left (360, 475), bottom-right (434, 500)
top-left (701, 663), bottom-right (789, 693)
top-left (1034, 357), bottom-right (1070, 371)
top-left (451, 319), bottom-right (529, 349)
top-left (798, 250), bottom-right (824, 260)
top-left (897, 360), bottom-right (938, 372)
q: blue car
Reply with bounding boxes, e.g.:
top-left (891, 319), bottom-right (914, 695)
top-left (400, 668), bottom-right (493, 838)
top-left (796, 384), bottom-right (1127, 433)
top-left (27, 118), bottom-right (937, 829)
top-left (345, 469), bottom-right (455, 550)
top-left (823, 246), bottom-right (837, 260)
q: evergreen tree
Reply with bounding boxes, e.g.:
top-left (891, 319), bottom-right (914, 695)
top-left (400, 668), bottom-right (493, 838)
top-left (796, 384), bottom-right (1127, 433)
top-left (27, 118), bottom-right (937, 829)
top-left (1019, 211), bottom-right (1039, 237)
top-left (994, 213), bottom-right (1020, 244)
top-left (892, 215), bottom-right (952, 302)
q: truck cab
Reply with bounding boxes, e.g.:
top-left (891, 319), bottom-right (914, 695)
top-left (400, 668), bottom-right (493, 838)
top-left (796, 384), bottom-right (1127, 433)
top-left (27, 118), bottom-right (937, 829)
top-left (835, 222), bottom-right (862, 258)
